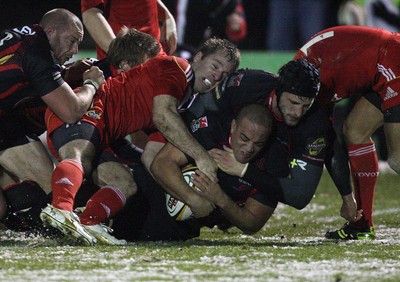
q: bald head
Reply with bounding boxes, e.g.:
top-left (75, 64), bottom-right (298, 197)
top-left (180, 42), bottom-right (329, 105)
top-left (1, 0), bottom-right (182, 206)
top-left (40, 8), bottom-right (83, 31)
top-left (39, 9), bottom-right (84, 64)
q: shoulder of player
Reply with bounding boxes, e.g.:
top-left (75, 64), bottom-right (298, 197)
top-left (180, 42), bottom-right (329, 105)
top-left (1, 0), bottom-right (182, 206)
top-left (146, 55), bottom-right (192, 83)
top-left (225, 68), bottom-right (277, 89)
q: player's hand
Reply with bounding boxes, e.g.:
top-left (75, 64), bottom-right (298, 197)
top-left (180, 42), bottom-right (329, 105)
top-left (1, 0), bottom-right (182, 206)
top-left (187, 193), bottom-right (214, 218)
top-left (209, 145), bottom-right (246, 177)
top-left (340, 193), bottom-right (363, 223)
top-left (160, 17), bottom-right (177, 55)
top-left (63, 58), bottom-right (94, 84)
top-left (192, 169), bottom-right (225, 206)
top-left (83, 66), bottom-right (105, 89)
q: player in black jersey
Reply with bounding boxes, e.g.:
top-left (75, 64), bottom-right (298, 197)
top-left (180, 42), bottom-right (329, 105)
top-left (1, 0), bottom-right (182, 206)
top-left (110, 103), bottom-right (273, 241)
top-left (0, 9), bottom-right (104, 221)
top-left (140, 60), bottom-right (355, 237)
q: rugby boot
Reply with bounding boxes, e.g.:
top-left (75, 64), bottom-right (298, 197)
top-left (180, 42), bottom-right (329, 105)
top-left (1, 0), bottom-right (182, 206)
top-left (83, 223), bottom-right (127, 245)
top-left (325, 222), bottom-right (375, 240)
top-left (40, 204), bottom-right (97, 245)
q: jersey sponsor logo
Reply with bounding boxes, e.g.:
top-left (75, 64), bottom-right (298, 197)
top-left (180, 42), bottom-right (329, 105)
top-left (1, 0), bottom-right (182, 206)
top-left (353, 172), bottom-right (379, 177)
top-left (12, 26), bottom-right (35, 36)
top-left (226, 72), bottom-right (244, 87)
top-left (0, 54), bottom-right (14, 65)
top-left (377, 63), bottom-right (396, 82)
top-left (190, 116), bottom-right (208, 132)
top-left (0, 31), bottom-right (14, 47)
top-left (307, 137), bottom-right (326, 156)
top-left (85, 110), bottom-right (101, 120)
top-left (384, 86), bottom-right (398, 101)
top-left (290, 158), bottom-right (308, 170)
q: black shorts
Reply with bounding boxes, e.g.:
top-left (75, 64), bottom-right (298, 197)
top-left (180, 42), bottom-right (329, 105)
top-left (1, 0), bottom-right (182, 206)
top-left (0, 113), bottom-right (40, 151)
top-left (111, 164), bottom-right (202, 241)
top-left (51, 121), bottom-right (101, 153)
top-left (363, 91), bottom-right (400, 122)
top-left (363, 91), bottom-right (382, 111)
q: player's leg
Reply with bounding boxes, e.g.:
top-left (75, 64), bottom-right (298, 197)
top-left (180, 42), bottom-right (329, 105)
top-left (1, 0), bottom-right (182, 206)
top-left (335, 95), bottom-right (382, 239)
top-left (78, 157), bottom-right (137, 245)
top-left (383, 104), bottom-right (400, 174)
top-left (40, 122), bottom-right (100, 245)
top-left (0, 140), bottom-right (55, 193)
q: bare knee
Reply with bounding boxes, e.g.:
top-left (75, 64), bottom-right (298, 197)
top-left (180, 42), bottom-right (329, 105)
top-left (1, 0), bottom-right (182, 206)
top-left (93, 161), bottom-right (137, 198)
top-left (343, 119), bottom-right (370, 144)
top-left (387, 156), bottom-right (400, 174)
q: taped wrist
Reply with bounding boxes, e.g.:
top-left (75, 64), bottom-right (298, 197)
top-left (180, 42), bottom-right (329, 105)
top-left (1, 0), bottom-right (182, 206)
top-left (83, 79), bottom-right (99, 91)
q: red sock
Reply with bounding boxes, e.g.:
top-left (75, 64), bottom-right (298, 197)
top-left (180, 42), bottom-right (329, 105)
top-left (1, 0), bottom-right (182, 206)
top-left (80, 186), bottom-right (126, 226)
top-left (51, 159), bottom-right (84, 212)
top-left (348, 142), bottom-right (378, 228)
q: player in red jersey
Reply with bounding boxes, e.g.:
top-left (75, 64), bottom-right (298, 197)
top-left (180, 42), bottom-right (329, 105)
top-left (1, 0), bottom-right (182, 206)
top-left (0, 9), bottom-right (104, 211)
top-left (294, 25), bottom-right (400, 239)
top-left (40, 32), bottom-right (240, 245)
top-left (81, 0), bottom-right (177, 149)
top-left (81, 0), bottom-right (177, 59)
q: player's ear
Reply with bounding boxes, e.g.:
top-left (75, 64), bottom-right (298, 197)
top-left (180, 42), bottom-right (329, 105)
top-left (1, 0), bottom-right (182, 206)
top-left (192, 51), bottom-right (203, 63)
top-left (230, 119), bottom-right (237, 134)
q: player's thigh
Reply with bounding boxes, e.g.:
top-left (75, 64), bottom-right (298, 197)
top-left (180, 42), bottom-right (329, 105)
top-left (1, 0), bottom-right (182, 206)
top-left (343, 96), bottom-right (383, 144)
top-left (93, 160), bottom-right (137, 198)
top-left (57, 139), bottom-right (97, 173)
top-left (0, 141), bottom-right (55, 193)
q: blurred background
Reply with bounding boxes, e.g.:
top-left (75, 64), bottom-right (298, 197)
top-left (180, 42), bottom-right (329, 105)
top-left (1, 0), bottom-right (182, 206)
top-left (0, 0), bottom-right (345, 51)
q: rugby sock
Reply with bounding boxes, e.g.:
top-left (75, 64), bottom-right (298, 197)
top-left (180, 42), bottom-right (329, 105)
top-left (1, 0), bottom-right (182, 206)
top-left (348, 142), bottom-right (378, 228)
top-left (51, 159), bottom-right (84, 212)
top-left (80, 185), bottom-right (126, 226)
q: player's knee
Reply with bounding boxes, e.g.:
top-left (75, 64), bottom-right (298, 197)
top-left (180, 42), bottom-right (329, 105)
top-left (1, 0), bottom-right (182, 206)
top-left (343, 120), bottom-right (369, 144)
top-left (387, 156), bottom-right (400, 175)
top-left (285, 195), bottom-right (312, 210)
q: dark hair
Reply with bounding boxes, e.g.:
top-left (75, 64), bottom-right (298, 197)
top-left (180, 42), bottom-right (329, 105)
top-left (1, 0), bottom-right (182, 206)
top-left (196, 37), bottom-right (240, 71)
top-left (276, 59), bottom-right (320, 99)
top-left (107, 27), bottom-right (160, 68)
top-left (236, 103), bottom-right (273, 129)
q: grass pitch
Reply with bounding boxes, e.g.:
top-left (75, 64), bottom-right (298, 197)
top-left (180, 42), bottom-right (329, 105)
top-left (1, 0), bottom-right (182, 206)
top-left (1, 170), bottom-right (399, 282)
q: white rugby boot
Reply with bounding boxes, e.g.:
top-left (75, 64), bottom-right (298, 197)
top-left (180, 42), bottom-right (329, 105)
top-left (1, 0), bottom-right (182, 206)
top-left (83, 223), bottom-right (127, 246)
top-left (40, 204), bottom-right (97, 246)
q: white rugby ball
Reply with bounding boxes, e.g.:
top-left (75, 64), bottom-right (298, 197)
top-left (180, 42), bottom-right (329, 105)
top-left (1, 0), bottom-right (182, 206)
top-left (165, 165), bottom-right (198, 221)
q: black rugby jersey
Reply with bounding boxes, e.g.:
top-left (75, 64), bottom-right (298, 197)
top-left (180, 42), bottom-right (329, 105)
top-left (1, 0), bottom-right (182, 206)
top-left (0, 24), bottom-right (64, 115)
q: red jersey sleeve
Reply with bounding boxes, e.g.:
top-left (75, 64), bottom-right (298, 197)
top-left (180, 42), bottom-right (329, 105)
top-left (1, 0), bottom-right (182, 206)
top-left (81, 0), bottom-right (104, 13)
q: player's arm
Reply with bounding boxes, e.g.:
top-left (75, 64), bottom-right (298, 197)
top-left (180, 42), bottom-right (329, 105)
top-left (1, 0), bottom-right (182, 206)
top-left (152, 94), bottom-right (218, 181)
top-left (192, 170), bottom-right (272, 234)
top-left (157, 0), bottom-right (177, 55)
top-left (150, 142), bottom-right (214, 218)
top-left (41, 66), bottom-right (105, 124)
top-left (82, 6), bottom-right (116, 53)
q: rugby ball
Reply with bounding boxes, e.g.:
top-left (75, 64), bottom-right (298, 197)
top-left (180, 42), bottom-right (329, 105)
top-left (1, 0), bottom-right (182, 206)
top-left (165, 165), bottom-right (198, 221)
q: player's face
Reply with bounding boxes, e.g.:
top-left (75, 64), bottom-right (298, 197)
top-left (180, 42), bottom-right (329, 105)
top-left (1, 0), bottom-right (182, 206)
top-left (191, 50), bottom-right (236, 93)
top-left (278, 92), bottom-right (314, 126)
top-left (230, 118), bottom-right (270, 164)
top-left (49, 23), bottom-right (83, 65)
